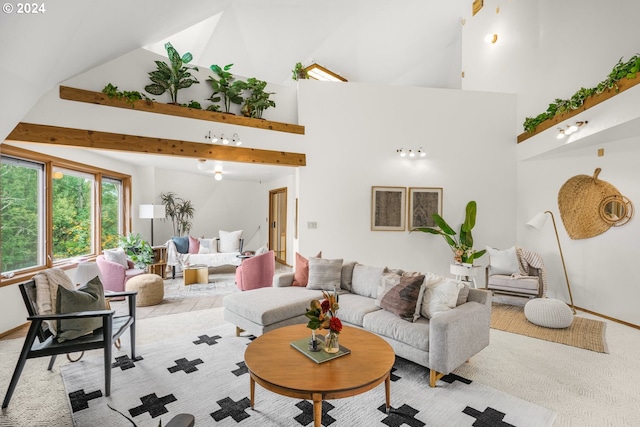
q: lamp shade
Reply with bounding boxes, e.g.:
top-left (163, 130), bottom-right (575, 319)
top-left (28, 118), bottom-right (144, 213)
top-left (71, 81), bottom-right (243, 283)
top-left (139, 204), bottom-right (165, 219)
top-left (526, 212), bottom-right (549, 232)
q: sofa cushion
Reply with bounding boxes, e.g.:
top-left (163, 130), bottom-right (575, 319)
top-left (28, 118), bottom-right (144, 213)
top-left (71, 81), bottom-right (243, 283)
top-left (488, 274), bottom-right (539, 295)
top-left (380, 274), bottom-right (425, 321)
top-left (103, 247), bottom-right (128, 267)
top-left (334, 293), bottom-right (381, 327)
top-left (375, 270), bottom-right (402, 307)
top-left (292, 251), bottom-right (321, 287)
top-left (457, 282), bottom-right (470, 306)
top-left (56, 277), bottom-right (106, 342)
top-left (219, 230), bottom-right (243, 252)
top-left (171, 236), bottom-right (189, 254)
top-left (340, 261), bottom-right (357, 292)
top-left (307, 257), bottom-right (343, 291)
top-left (223, 287), bottom-right (324, 326)
top-left (351, 264), bottom-right (385, 299)
top-left (363, 309), bottom-right (430, 352)
top-left (188, 235), bottom-right (200, 254)
top-left (198, 238), bottom-right (218, 254)
top-left (421, 279), bottom-right (464, 319)
top-left (486, 246), bottom-right (520, 275)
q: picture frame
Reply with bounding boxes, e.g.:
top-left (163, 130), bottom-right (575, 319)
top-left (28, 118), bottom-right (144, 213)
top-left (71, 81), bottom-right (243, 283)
top-left (371, 186), bottom-right (406, 231)
top-left (408, 187), bottom-right (443, 230)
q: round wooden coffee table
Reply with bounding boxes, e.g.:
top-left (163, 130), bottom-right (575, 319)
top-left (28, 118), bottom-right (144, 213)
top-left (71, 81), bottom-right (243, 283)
top-left (244, 324), bottom-right (395, 427)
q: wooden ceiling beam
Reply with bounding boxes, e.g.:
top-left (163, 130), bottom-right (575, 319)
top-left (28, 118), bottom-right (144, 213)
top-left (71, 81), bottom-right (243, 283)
top-left (6, 122), bottom-right (306, 167)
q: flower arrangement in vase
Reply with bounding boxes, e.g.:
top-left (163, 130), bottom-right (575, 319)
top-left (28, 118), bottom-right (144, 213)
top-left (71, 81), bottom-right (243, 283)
top-left (305, 287), bottom-right (343, 353)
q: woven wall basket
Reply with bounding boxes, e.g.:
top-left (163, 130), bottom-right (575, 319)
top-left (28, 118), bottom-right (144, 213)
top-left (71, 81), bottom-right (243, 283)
top-left (558, 168), bottom-right (621, 239)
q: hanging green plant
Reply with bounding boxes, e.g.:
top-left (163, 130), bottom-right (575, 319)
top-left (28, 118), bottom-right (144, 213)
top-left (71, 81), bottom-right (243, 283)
top-left (144, 42), bottom-right (199, 105)
top-left (101, 83), bottom-right (152, 107)
top-left (523, 54), bottom-right (640, 134)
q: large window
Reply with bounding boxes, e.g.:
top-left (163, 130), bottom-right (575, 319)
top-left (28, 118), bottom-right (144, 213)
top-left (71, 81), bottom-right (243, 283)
top-left (0, 157), bottom-right (45, 272)
top-left (1, 145), bottom-right (131, 281)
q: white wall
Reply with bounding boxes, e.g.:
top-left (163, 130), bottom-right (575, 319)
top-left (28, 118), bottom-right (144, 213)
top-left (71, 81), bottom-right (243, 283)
top-left (516, 134), bottom-right (640, 326)
top-left (295, 80), bottom-right (518, 276)
top-left (461, 0), bottom-right (640, 132)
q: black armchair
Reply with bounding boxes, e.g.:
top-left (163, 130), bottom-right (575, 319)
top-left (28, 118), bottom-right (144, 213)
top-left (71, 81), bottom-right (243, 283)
top-left (2, 279), bottom-right (137, 408)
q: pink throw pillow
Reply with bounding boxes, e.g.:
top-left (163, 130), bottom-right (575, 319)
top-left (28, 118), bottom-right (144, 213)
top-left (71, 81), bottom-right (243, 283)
top-left (188, 235), bottom-right (200, 254)
top-left (292, 251), bottom-right (322, 287)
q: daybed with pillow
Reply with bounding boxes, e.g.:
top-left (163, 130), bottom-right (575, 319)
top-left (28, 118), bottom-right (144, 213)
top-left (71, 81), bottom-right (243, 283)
top-left (165, 230), bottom-right (245, 279)
top-left (223, 254), bottom-right (491, 387)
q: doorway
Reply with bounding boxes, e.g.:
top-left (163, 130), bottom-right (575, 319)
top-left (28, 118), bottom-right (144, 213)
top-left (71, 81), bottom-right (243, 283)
top-left (269, 187), bottom-right (287, 264)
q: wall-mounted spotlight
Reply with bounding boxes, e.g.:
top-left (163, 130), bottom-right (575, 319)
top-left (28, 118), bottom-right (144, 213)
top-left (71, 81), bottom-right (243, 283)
top-left (557, 120), bottom-right (588, 139)
top-left (484, 33), bottom-right (498, 44)
top-left (397, 148), bottom-right (427, 159)
top-left (205, 130), bottom-right (240, 145)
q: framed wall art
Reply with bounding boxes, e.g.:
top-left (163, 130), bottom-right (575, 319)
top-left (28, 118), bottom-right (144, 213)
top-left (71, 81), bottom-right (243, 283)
top-left (408, 187), bottom-right (443, 230)
top-left (371, 186), bottom-right (406, 231)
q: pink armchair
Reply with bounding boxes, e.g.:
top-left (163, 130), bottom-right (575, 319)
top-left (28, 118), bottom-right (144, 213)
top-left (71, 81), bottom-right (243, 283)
top-left (96, 255), bottom-right (145, 293)
top-left (235, 251), bottom-right (275, 291)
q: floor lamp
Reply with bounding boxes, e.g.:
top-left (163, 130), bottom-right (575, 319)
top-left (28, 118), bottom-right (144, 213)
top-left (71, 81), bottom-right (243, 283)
top-left (526, 210), bottom-right (576, 314)
top-left (139, 204), bottom-right (165, 246)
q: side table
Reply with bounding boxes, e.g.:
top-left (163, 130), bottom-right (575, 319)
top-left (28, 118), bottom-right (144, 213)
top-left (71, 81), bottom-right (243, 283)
top-left (148, 245), bottom-right (167, 279)
top-left (183, 264), bottom-right (209, 286)
top-left (449, 264), bottom-right (482, 289)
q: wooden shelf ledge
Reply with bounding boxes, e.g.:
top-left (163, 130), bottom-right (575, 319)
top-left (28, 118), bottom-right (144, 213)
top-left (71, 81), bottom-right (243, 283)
top-left (59, 86), bottom-right (305, 135)
top-left (517, 77), bottom-right (640, 143)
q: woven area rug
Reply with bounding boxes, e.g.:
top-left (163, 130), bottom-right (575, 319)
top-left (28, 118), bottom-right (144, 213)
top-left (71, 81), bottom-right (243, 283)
top-left (491, 303), bottom-right (608, 353)
top-left (60, 323), bottom-right (556, 427)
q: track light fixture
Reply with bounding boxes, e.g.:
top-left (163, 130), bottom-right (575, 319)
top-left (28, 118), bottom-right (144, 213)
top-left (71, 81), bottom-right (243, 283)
top-left (396, 147), bottom-right (427, 159)
top-left (557, 120), bottom-right (588, 139)
top-left (205, 130), bottom-right (242, 146)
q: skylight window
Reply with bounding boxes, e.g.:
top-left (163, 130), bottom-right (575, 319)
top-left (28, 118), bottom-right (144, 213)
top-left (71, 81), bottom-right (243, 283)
top-left (303, 64), bottom-right (347, 82)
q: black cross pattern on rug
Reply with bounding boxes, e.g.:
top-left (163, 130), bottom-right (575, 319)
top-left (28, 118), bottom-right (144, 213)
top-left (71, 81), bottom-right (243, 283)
top-left (167, 357), bottom-right (204, 374)
top-left (68, 389), bottom-right (102, 413)
top-left (111, 355), bottom-right (144, 370)
top-left (193, 334), bottom-right (222, 346)
top-left (129, 392), bottom-right (177, 419)
top-left (441, 372), bottom-right (472, 385)
top-left (378, 403), bottom-right (425, 427)
top-left (232, 361), bottom-right (248, 376)
top-left (294, 400), bottom-right (336, 426)
top-left (463, 406), bottom-right (516, 427)
top-left (389, 366), bottom-right (401, 382)
top-left (210, 396), bottom-right (251, 422)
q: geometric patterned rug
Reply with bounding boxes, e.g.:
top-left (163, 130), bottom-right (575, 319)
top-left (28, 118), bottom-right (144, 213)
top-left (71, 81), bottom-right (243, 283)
top-left (61, 323), bottom-right (556, 427)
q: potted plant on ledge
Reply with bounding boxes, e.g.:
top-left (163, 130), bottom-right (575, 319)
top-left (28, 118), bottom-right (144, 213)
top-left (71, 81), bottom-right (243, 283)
top-left (415, 200), bottom-right (486, 266)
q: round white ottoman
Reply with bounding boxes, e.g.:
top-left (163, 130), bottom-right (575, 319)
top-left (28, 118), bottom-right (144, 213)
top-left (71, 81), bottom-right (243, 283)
top-left (125, 273), bottom-right (164, 306)
top-left (524, 298), bottom-right (573, 328)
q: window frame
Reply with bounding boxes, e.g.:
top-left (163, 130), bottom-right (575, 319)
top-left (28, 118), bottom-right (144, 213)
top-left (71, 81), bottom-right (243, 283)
top-left (0, 144), bottom-right (132, 286)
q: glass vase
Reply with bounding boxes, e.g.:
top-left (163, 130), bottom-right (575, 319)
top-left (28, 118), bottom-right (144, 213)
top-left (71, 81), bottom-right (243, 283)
top-left (324, 331), bottom-right (340, 354)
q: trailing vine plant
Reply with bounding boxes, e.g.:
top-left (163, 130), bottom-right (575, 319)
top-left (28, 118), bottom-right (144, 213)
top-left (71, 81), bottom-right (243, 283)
top-left (523, 54), bottom-right (640, 134)
top-left (101, 83), bottom-right (152, 107)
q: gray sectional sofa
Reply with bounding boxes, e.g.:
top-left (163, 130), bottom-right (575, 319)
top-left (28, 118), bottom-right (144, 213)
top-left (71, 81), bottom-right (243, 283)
top-left (223, 261), bottom-right (491, 387)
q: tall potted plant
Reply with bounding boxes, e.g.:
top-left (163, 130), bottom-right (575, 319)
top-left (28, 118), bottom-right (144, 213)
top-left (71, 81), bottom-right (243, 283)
top-left (160, 192), bottom-right (194, 236)
top-left (144, 42), bottom-right (199, 105)
top-left (241, 77), bottom-right (276, 119)
top-left (415, 200), bottom-right (486, 265)
top-left (207, 63), bottom-right (246, 113)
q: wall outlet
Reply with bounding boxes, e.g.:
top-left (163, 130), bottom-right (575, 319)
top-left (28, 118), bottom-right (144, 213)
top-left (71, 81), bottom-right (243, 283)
top-left (307, 221), bottom-right (317, 229)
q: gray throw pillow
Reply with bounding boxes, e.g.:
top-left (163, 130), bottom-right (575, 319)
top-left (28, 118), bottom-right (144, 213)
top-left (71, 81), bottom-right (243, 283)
top-left (351, 264), bottom-right (386, 298)
top-left (307, 257), bottom-right (343, 291)
top-left (340, 261), bottom-right (357, 291)
top-left (56, 276), bottom-right (106, 342)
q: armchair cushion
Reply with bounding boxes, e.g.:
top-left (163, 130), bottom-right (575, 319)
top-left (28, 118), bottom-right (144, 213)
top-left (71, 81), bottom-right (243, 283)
top-left (103, 248), bottom-right (128, 268)
top-left (485, 246), bottom-right (520, 275)
top-left (56, 277), bottom-right (106, 342)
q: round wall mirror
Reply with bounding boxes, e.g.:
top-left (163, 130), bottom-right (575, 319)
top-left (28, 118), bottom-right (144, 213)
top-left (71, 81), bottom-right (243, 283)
top-left (599, 195), bottom-right (633, 226)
